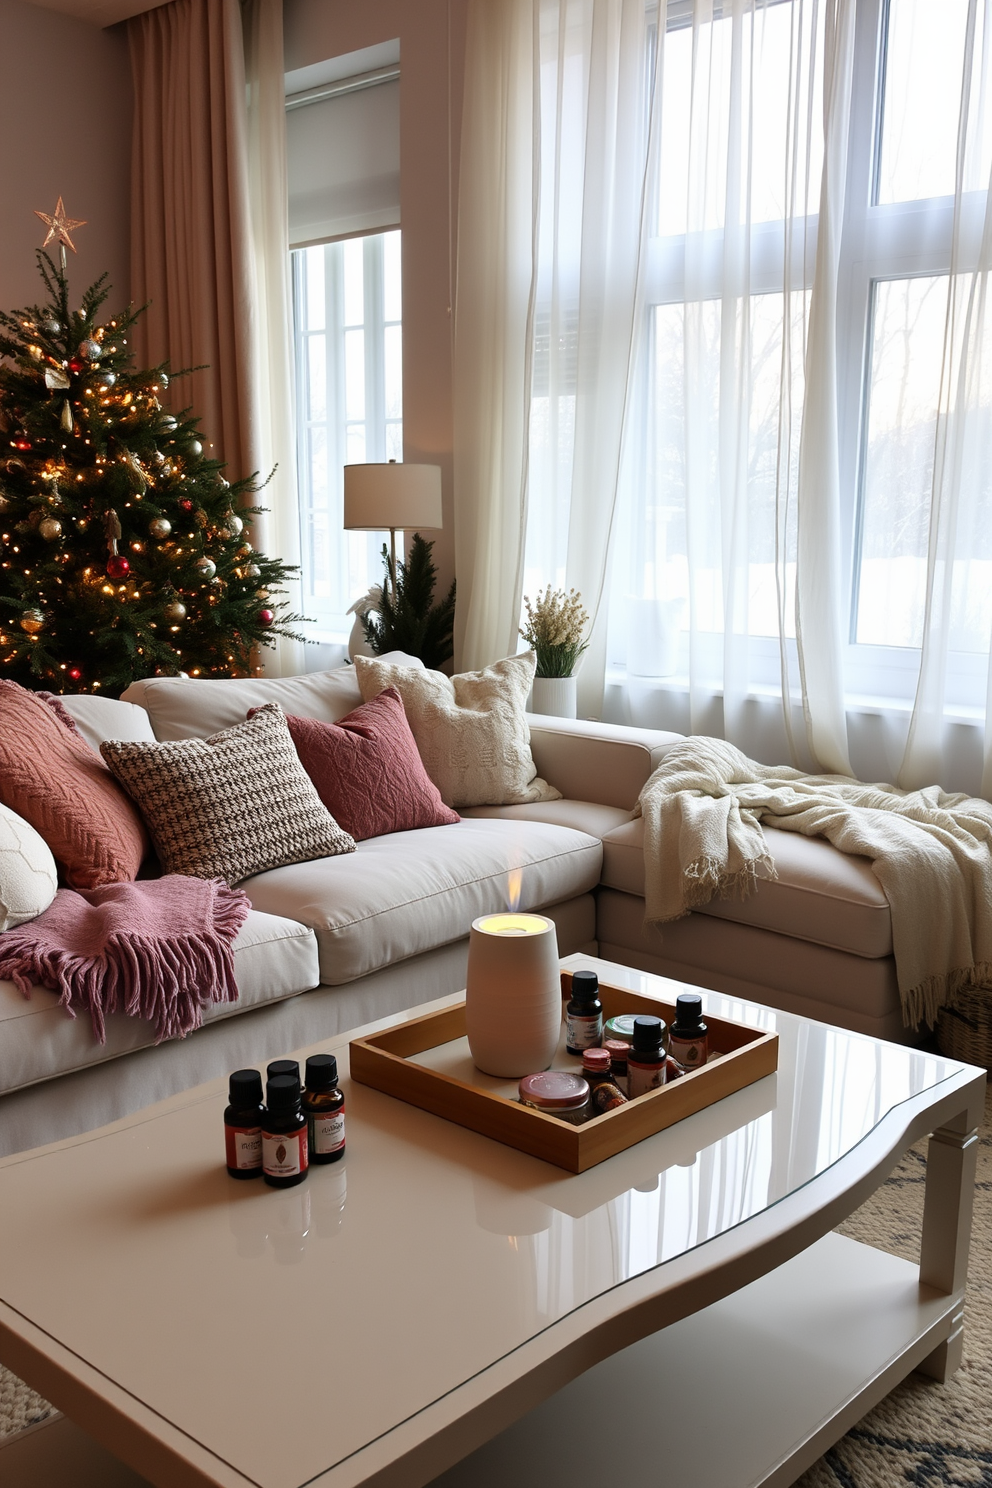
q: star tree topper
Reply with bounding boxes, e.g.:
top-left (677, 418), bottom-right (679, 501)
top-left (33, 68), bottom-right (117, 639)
top-left (34, 197), bottom-right (87, 254)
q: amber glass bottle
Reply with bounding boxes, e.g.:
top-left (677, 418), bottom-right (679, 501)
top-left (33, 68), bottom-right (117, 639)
top-left (302, 1054), bottom-right (346, 1165)
top-left (261, 1074), bottom-right (309, 1188)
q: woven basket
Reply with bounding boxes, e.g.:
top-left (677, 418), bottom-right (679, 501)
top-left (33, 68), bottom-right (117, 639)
top-left (936, 988), bottom-right (992, 1068)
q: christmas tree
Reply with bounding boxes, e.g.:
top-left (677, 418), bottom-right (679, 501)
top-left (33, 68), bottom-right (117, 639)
top-left (0, 206), bottom-right (305, 696)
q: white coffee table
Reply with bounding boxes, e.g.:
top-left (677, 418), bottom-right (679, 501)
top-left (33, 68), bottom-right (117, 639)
top-left (0, 955), bottom-right (984, 1488)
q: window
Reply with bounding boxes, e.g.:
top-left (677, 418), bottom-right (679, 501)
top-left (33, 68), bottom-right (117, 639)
top-left (292, 230), bottom-right (403, 635)
top-left (604, 0), bottom-right (992, 708)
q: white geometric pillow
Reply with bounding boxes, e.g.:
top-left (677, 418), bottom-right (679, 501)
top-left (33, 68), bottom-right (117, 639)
top-left (0, 802), bottom-right (59, 931)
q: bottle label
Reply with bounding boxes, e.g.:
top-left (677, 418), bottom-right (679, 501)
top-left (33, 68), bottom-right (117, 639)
top-left (566, 1011), bottom-right (602, 1051)
top-left (627, 1058), bottom-right (667, 1099)
top-left (669, 1034), bottom-right (707, 1069)
top-left (225, 1124), bottom-right (262, 1170)
top-left (312, 1111), bottom-right (346, 1156)
top-left (262, 1128), bottom-right (307, 1178)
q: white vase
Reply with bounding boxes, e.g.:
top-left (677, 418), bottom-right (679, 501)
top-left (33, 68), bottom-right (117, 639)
top-left (531, 674), bottom-right (578, 718)
top-left (465, 912), bottom-right (562, 1077)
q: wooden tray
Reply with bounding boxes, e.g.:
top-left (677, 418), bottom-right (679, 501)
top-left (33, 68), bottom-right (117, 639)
top-left (349, 972), bottom-right (778, 1173)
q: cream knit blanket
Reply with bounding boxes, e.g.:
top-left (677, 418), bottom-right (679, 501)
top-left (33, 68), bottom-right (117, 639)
top-left (636, 737), bottom-right (992, 1028)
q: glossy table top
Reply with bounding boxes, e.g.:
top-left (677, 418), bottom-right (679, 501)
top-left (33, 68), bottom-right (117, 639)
top-left (0, 956), bottom-right (974, 1488)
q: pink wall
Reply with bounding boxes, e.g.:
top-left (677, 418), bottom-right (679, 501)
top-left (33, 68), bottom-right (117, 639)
top-left (285, 0), bottom-right (468, 592)
top-left (0, 0), bottom-right (132, 320)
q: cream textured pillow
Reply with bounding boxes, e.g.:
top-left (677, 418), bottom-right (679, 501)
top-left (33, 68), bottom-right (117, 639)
top-left (101, 704), bottom-right (355, 884)
top-left (0, 802), bottom-right (59, 931)
top-left (354, 652), bottom-right (561, 808)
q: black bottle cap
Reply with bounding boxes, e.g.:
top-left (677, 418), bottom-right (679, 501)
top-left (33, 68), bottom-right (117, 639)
top-left (305, 1053), bottom-right (339, 1091)
top-left (674, 993), bottom-right (704, 1027)
top-left (228, 1068), bottom-right (262, 1107)
top-left (267, 1059), bottom-right (300, 1082)
top-left (266, 1073), bottom-right (302, 1111)
top-left (570, 970), bottom-right (600, 1003)
top-left (631, 1015), bottom-right (664, 1052)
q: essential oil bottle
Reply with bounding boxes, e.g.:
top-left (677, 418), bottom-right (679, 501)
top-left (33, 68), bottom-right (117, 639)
top-left (224, 1068), bottom-right (264, 1179)
top-left (668, 993), bottom-right (709, 1070)
top-left (261, 1074), bottom-right (309, 1188)
top-left (565, 969), bottom-right (603, 1055)
top-left (627, 1015), bottom-right (668, 1098)
top-left (302, 1054), bottom-right (346, 1165)
top-left (267, 1058), bottom-right (300, 1083)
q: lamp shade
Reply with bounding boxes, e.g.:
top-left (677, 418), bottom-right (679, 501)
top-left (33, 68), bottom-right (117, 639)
top-left (343, 463), bottom-right (442, 531)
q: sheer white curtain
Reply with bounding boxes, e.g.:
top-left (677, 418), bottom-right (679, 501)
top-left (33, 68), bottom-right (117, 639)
top-left (243, 0), bottom-right (306, 676)
top-left (454, 0), bottom-right (653, 707)
top-left (898, 0), bottom-right (992, 794)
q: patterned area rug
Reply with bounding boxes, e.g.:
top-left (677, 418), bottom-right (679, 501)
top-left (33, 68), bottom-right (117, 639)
top-left (2, 1089), bottom-right (990, 1485)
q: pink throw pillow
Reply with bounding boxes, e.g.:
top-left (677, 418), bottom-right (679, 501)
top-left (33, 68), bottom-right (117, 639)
top-left (0, 681), bottom-right (149, 889)
top-left (256, 688), bottom-right (460, 842)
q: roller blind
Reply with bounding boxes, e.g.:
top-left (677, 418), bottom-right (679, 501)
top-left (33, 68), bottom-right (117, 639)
top-left (286, 73), bottom-right (400, 247)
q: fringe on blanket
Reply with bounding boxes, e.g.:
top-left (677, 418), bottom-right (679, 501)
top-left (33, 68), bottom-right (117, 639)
top-left (681, 854), bottom-right (774, 912)
top-left (905, 961), bottom-right (992, 1032)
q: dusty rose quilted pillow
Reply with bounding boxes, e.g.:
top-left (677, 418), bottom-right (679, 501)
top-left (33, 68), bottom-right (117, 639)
top-left (0, 681), bottom-right (149, 890)
top-left (255, 687), bottom-right (460, 842)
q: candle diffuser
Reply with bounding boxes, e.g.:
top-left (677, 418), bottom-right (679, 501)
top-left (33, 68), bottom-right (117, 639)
top-left (465, 912), bottom-right (561, 1077)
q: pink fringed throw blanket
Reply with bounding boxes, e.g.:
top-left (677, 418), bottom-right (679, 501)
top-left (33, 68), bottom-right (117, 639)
top-left (0, 876), bottom-right (250, 1043)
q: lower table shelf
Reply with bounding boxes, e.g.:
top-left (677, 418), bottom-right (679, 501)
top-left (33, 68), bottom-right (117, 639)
top-left (2, 1233), bottom-right (954, 1488)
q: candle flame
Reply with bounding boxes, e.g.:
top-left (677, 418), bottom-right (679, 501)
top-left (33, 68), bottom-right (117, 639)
top-left (507, 866), bottom-right (523, 912)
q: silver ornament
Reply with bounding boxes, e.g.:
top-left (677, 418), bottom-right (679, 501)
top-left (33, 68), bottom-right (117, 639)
top-left (186, 439), bottom-right (202, 458)
top-left (39, 517), bottom-right (62, 541)
top-left (78, 339), bottom-right (102, 360)
top-left (94, 371), bottom-right (116, 389)
top-left (244, 562), bottom-right (260, 578)
top-left (227, 513), bottom-right (243, 538)
top-left (44, 367), bottom-right (70, 391)
top-left (160, 415), bottom-right (177, 433)
top-left (157, 371), bottom-right (169, 389)
top-left (196, 557), bottom-right (217, 579)
top-left (43, 319), bottom-right (61, 336)
top-left (149, 517), bottom-right (172, 539)
top-left (164, 600), bottom-right (186, 621)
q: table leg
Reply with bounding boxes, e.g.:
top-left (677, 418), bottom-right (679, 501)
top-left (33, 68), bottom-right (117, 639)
top-left (916, 1111), bottom-right (979, 1382)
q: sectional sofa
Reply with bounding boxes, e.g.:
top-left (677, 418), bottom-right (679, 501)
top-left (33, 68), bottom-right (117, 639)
top-left (0, 661), bottom-right (906, 1157)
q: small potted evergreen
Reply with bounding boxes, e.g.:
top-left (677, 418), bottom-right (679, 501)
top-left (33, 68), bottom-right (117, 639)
top-left (519, 586), bottom-right (589, 718)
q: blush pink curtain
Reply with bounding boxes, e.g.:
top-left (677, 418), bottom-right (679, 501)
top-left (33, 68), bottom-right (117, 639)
top-left (128, 0), bottom-right (257, 482)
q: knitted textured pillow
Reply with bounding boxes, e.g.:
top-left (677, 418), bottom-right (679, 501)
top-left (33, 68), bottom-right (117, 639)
top-left (0, 801), bottom-right (59, 931)
top-left (251, 688), bottom-right (460, 841)
top-left (0, 680), bottom-right (149, 890)
top-left (101, 704), bottom-right (355, 884)
top-left (353, 652), bottom-right (561, 809)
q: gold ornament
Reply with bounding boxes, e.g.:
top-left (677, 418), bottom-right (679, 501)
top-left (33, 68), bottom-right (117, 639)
top-left (149, 517), bottom-right (172, 539)
top-left (19, 609), bottom-right (44, 635)
top-left (34, 197), bottom-right (87, 254)
top-left (60, 400), bottom-right (73, 433)
top-left (39, 517), bottom-right (62, 541)
top-left (164, 600), bottom-right (187, 621)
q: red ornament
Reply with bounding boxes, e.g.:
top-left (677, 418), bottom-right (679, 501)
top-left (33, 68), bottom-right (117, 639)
top-left (67, 666), bottom-right (83, 682)
top-left (258, 608), bottom-right (274, 627)
top-left (68, 359), bottom-right (83, 373)
top-left (13, 439), bottom-right (31, 451)
top-left (179, 498), bottom-right (194, 513)
top-left (106, 554), bottom-right (130, 579)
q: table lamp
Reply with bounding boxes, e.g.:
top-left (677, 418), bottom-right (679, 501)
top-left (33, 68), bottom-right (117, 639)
top-left (343, 461), bottom-right (442, 594)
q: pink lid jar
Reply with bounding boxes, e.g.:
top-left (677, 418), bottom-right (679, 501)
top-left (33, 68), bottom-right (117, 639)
top-left (518, 1071), bottom-right (591, 1124)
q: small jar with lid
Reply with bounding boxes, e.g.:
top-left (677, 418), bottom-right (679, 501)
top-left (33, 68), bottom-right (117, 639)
top-left (224, 1069), bottom-right (264, 1179)
top-left (582, 1048), bottom-right (628, 1114)
top-left (603, 1038), bottom-right (629, 1093)
top-left (518, 1071), bottom-right (590, 1124)
top-left (261, 1074), bottom-right (309, 1188)
top-left (302, 1053), bottom-right (346, 1165)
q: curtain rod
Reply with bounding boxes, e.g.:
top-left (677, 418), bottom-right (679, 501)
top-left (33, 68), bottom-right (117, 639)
top-left (285, 65), bottom-right (400, 112)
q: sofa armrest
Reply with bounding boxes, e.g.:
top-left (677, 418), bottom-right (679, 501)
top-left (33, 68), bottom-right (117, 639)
top-left (527, 715), bottom-right (684, 811)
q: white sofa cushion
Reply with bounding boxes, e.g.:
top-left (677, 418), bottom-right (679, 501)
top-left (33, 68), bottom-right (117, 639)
top-left (0, 909), bottom-right (319, 1096)
top-left (119, 654), bottom-right (425, 742)
top-left (242, 817), bottom-right (603, 985)
top-left (59, 694), bottom-right (158, 751)
top-left (601, 816), bottom-right (892, 959)
top-left (0, 803), bottom-right (58, 931)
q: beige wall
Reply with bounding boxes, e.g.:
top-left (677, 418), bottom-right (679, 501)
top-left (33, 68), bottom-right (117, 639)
top-left (285, 0), bottom-right (468, 592)
top-left (0, 0), bottom-right (131, 318)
